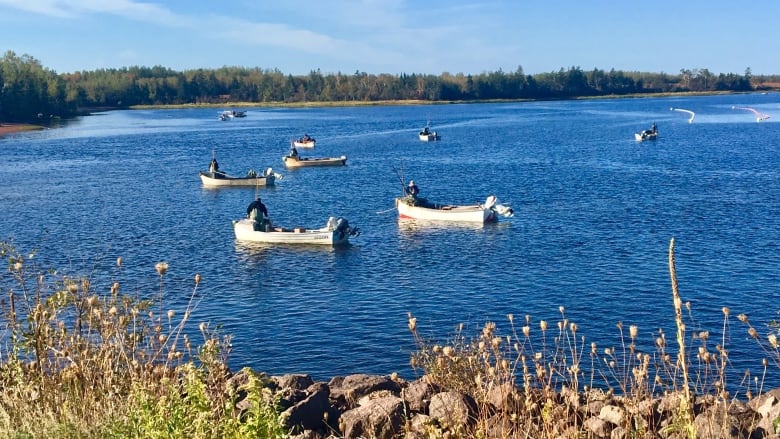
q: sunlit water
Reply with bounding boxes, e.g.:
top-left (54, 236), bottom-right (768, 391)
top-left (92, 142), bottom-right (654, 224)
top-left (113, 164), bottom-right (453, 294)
top-left (2, 94), bottom-right (779, 387)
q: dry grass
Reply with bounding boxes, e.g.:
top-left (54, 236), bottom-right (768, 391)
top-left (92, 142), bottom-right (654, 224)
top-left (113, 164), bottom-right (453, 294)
top-left (408, 238), bottom-right (780, 438)
top-left (0, 241), bottom-right (286, 438)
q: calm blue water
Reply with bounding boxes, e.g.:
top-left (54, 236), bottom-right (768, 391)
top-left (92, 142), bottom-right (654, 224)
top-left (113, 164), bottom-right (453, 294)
top-left (2, 94), bottom-right (779, 385)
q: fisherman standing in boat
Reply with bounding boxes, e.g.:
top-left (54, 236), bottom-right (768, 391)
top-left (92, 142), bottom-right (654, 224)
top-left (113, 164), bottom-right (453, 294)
top-left (289, 144), bottom-right (299, 159)
top-left (209, 157), bottom-right (220, 176)
top-left (405, 180), bottom-right (420, 203)
top-left (247, 197), bottom-right (270, 231)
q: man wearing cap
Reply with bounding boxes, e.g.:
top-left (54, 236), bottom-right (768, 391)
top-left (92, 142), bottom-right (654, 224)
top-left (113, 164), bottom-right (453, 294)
top-left (405, 180), bottom-right (420, 200)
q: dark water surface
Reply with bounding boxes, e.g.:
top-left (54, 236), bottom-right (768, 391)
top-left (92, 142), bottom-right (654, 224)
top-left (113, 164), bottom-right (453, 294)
top-left (2, 94), bottom-right (779, 384)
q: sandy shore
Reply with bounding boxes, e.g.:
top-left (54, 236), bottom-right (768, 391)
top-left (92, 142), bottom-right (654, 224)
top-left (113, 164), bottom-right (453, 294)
top-left (0, 123), bottom-right (45, 137)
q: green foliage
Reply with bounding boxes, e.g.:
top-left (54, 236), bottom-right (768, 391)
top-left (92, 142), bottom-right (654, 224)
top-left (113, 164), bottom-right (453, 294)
top-left (0, 50), bottom-right (763, 124)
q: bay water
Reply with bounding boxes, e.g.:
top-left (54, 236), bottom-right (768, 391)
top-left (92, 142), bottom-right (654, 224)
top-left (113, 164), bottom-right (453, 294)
top-left (1, 93), bottom-right (778, 386)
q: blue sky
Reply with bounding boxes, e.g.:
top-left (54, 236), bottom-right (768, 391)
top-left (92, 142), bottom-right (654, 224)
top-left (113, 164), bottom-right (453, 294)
top-left (1, 0), bottom-right (777, 76)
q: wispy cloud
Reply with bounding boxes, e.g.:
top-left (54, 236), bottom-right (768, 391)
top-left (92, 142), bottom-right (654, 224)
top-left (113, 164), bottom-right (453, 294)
top-left (0, 0), bottom-right (190, 25)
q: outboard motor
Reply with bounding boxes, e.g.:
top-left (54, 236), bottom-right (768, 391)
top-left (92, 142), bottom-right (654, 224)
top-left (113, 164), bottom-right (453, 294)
top-left (495, 204), bottom-right (514, 217)
top-left (328, 217), bottom-right (360, 237)
top-left (484, 195), bottom-right (497, 209)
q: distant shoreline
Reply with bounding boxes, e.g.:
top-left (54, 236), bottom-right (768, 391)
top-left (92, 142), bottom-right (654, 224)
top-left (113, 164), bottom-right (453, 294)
top-left (0, 123), bottom-right (45, 137)
top-left (0, 90), bottom-right (762, 136)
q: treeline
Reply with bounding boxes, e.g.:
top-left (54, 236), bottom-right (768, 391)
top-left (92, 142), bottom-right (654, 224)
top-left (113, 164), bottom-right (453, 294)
top-left (0, 49), bottom-right (771, 123)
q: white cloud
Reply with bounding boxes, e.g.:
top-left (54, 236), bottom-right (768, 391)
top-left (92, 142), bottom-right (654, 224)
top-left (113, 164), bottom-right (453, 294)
top-left (0, 0), bottom-right (190, 25)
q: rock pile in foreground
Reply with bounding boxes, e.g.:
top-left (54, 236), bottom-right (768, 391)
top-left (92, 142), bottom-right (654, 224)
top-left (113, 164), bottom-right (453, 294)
top-left (227, 369), bottom-right (780, 438)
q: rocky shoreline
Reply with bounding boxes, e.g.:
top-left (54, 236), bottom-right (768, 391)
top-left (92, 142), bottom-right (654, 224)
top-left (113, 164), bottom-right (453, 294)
top-left (236, 369), bottom-right (780, 439)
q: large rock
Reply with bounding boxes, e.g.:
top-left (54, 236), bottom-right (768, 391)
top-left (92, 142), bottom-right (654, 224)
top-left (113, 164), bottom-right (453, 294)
top-left (402, 379), bottom-right (440, 413)
top-left (339, 395), bottom-right (405, 439)
top-left (428, 391), bottom-right (478, 431)
top-left (329, 374), bottom-right (403, 408)
top-left (280, 382), bottom-right (331, 433)
top-left (693, 400), bottom-right (760, 439)
top-left (748, 388), bottom-right (780, 435)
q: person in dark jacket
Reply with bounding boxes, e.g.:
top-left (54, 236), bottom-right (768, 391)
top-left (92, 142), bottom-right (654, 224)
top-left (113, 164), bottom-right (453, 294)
top-left (405, 180), bottom-right (420, 198)
top-left (247, 197), bottom-right (268, 218)
top-left (246, 197), bottom-right (270, 231)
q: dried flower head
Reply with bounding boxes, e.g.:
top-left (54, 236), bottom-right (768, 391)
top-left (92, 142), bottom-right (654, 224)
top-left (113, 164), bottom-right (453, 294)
top-left (482, 321), bottom-right (496, 338)
top-left (155, 261), bottom-right (169, 276)
top-left (540, 320), bottom-right (548, 331)
top-left (629, 325), bottom-right (638, 339)
top-left (116, 257), bottom-right (123, 267)
top-left (194, 273), bottom-right (201, 285)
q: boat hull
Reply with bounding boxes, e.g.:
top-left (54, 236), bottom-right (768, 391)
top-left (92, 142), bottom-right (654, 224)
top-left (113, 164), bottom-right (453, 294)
top-left (419, 133), bottom-right (440, 141)
top-left (200, 171), bottom-right (275, 187)
top-left (282, 155), bottom-right (347, 168)
top-left (233, 218), bottom-right (350, 245)
top-left (634, 132), bottom-right (658, 141)
top-left (293, 140), bottom-right (316, 148)
top-left (395, 197), bottom-right (497, 223)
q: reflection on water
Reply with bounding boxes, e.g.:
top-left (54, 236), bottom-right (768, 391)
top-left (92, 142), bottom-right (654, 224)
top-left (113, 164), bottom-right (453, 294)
top-left (397, 218), bottom-right (487, 233)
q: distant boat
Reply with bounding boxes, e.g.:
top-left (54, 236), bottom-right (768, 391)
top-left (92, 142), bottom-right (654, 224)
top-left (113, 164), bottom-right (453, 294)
top-left (283, 142), bottom-right (347, 168)
top-left (670, 107), bottom-right (695, 124)
top-left (199, 168), bottom-right (280, 187)
top-left (395, 195), bottom-right (513, 224)
top-left (634, 123), bottom-right (658, 141)
top-left (200, 150), bottom-right (281, 187)
top-left (419, 121), bottom-right (440, 141)
top-left (293, 134), bottom-right (316, 148)
top-left (282, 155), bottom-right (347, 168)
top-left (233, 216), bottom-right (359, 246)
top-left (218, 110), bottom-right (246, 121)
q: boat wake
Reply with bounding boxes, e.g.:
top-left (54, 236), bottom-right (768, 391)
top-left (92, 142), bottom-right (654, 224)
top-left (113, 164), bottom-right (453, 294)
top-left (732, 106), bottom-right (771, 122)
top-left (670, 107), bottom-right (695, 123)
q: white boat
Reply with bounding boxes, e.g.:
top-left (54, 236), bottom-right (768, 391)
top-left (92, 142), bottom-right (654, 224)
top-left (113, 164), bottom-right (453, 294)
top-left (233, 216), bottom-right (359, 246)
top-left (293, 134), bottom-right (316, 148)
top-left (395, 195), bottom-right (513, 224)
top-left (282, 154), bottom-right (347, 168)
top-left (634, 123), bottom-right (658, 141)
top-left (419, 123), bottom-right (440, 141)
top-left (218, 110), bottom-right (246, 121)
top-left (200, 168), bottom-right (281, 187)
